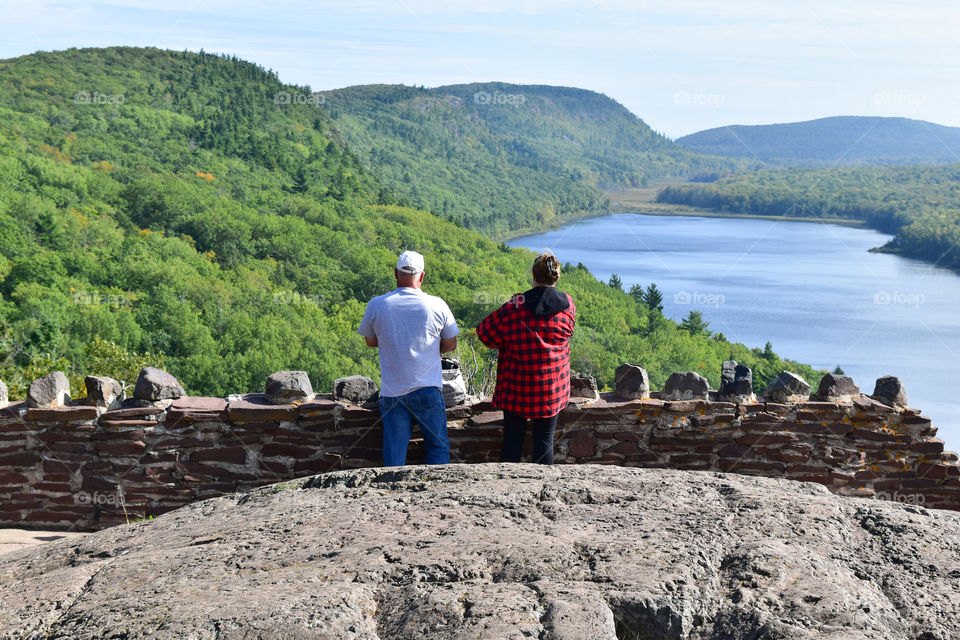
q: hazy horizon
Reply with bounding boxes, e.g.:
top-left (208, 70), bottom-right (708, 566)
top-left (2, 1), bottom-right (958, 139)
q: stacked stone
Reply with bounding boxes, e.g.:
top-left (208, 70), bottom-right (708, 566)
top-left (0, 364), bottom-right (957, 531)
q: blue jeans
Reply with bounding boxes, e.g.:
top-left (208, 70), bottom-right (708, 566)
top-left (378, 386), bottom-right (450, 466)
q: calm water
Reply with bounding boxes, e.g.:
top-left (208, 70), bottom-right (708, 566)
top-left (508, 213), bottom-right (960, 452)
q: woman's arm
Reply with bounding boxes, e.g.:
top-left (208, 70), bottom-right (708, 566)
top-left (476, 304), bottom-right (508, 349)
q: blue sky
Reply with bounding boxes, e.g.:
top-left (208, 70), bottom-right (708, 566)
top-left (2, 0), bottom-right (958, 137)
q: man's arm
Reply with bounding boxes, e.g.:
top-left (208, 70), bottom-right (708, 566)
top-left (439, 335), bottom-right (457, 354)
top-left (364, 335), bottom-right (378, 348)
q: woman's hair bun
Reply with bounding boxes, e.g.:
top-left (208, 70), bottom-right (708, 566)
top-left (532, 252), bottom-right (561, 285)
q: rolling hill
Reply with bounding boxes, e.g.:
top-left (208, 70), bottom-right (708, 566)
top-left (322, 82), bottom-right (740, 235)
top-left (676, 116), bottom-right (960, 167)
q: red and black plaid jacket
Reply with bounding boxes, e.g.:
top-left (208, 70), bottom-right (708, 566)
top-left (476, 288), bottom-right (576, 418)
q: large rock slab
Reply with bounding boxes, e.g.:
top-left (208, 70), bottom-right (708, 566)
top-left (873, 375), bottom-right (908, 408)
top-left (265, 370), bottom-right (314, 405)
top-left (720, 360), bottom-right (755, 402)
top-left (763, 371), bottom-right (811, 403)
top-left (334, 375), bottom-right (378, 406)
top-left (84, 375), bottom-right (123, 408)
top-left (2, 464), bottom-right (957, 639)
top-left (661, 370), bottom-right (709, 400)
top-left (813, 372), bottom-right (860, 403)
top-left (569, 371), bottom-right (599, 401)
top-left (614, 363), bottom-right (649, 400)
top-left (133, 367), bottom-right (185, 401)
top-left (27, 371), bottom-right (71, 408)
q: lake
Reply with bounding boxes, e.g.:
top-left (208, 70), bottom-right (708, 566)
top-left (508, 213), bottom-right (960, 453)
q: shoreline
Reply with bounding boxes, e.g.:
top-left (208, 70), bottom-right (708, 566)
top-left (499, 202), bottom-right (869, 242)
top-left (498, 183), bottom-right (871, 242)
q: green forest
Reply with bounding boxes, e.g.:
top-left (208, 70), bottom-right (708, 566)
top-left (0, 46), bottom-right (821, 399)
top-left (658, 164), bottom-right (960, 269)
top-left (322, 82), bottom-right (740, 236)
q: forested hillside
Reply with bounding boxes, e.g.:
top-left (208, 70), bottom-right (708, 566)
top-left (0, 46), bottom-right (819, 398)
top-left (676, 116), bottom-right (960, 167)
top-left (323, 83), bottom-right (740, 235)
top-left (657, 164), bottom-right (960, 269)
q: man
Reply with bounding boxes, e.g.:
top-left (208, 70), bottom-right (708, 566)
top-left (358, 250), bottom-right (459, 466)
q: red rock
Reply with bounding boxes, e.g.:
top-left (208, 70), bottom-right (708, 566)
top-left (26, 406), bottom-right (100, 422)
top-left (191, 446), bottom-right (249, 465)
top-left (260, 443), bottom-right (316, 458)
top-left (566, 436), bottom-right (596, 458)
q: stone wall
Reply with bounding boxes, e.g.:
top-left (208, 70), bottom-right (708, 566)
top-left (0, 366), bottom-right (957, 530)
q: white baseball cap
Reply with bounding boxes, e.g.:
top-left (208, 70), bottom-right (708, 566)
top-left (396, 250), bottom-right (425, 274)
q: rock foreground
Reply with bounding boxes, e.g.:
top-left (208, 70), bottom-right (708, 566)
top-left (1, 465), bottom-right (958, 640)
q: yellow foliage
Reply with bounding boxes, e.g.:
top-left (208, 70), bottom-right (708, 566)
top-left (38, 143), bottom-right (71, 164)
top-left (92, 160), bottom-right (115, 172)
top-left (195, 171), bottom-right (215, 182)
top-left (70, 208), bottom-right (89, 227)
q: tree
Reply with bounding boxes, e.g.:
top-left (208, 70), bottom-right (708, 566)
top-left (762, 341), bottom-right (776, 361)
top-left (680, 310), bottom-right (710, 336)
top-left (833, 365), bottom-right (845, 375)
top-left (642, 284), bottom-right (664, 313)
top-left (608, 273), bottom-right (623, 291)
top-left (628, 283), bottom-right (644, 303)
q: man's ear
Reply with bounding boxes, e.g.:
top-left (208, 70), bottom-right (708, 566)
top-left (418, 271), bottom-right (425, 284)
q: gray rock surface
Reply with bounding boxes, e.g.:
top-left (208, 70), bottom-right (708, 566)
top-left (763, 371), bottom-right (811, 403)
top-left (26, 371), bottom-right (71, 408)
top-left (265, 370), bottom-right (314, 404)
top-left (661, 370), bottom-right (710, 400)
top-left (569, 371), bottom-right (599, 401)
top-left (814, 372), bottom-right (861, 402)
top-left (83, 375), bottom-right (123, 407)
top-left (334, 375), bottom-right (378, 406)
top-left (133, 367), bottom-right (185, 401)
top-left (0, 378), bottom-right (7, 408)
top-left (873, 375), bottom-right (908, 407)
top-left (720, 361), bottom-right (755, 401)
top-left (614, 363), bottom-right (650, 400)
top-left (4, 464), bottom-right (956, 639)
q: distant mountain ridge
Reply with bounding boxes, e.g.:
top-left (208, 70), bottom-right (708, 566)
top-left (676, 116), bottom-right (960, 167)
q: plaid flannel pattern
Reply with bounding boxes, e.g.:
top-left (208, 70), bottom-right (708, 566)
top-left (476, 293), bottom-right (576, 418)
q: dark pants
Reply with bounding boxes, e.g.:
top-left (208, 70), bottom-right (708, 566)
top-left (500, 410), bottom-right (558, 465)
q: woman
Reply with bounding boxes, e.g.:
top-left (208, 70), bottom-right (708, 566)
top-left (476, 252), bottom-right (576, 464)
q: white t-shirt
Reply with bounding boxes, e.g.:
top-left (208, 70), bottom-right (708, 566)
top-left (358, 287), bottom-right (459, 398)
